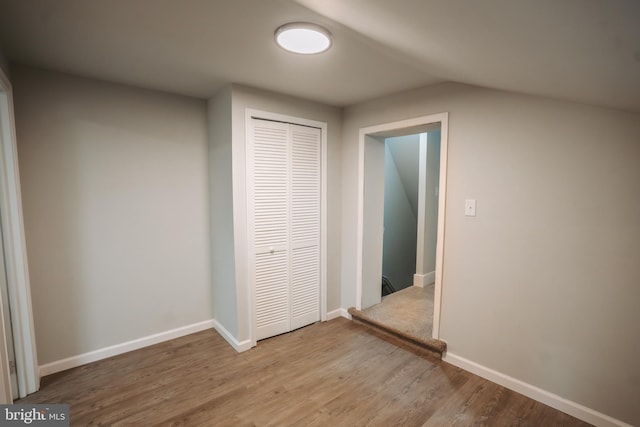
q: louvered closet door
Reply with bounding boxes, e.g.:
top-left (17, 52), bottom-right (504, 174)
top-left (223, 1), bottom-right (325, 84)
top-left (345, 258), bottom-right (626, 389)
top-left (290, 124), bottom-right (321, 330)
top-left (248, 119), bottom-right (321, 342)
top-left (248, 119), bottom-right (291, 341)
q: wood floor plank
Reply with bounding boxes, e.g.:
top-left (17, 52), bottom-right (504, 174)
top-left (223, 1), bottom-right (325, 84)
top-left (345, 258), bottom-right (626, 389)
top-left (18, 318), bottom-right (592, 426)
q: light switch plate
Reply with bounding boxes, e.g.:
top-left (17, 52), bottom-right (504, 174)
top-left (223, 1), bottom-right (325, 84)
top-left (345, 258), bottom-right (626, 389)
top-left (465, 199), bottom-right (476, 216)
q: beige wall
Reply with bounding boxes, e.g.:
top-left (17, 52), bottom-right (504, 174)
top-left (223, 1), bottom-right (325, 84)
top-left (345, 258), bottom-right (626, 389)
top-left (343, 83), bottom-right (640, 425)
top-left (208, 86), bottom-right (238, 338)
top-left (12, 66), bottom-right (213, 365)
top-left (230, 84), bottom-right (343, 342)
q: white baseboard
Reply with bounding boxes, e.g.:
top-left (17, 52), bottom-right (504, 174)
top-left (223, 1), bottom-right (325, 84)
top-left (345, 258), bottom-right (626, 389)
top-left (413, 271), bottom-right (435, 288)
top-left (39, 319), bottom-right (215, 377)
top-left (326, 308), bottom-right (341, 320)
top-left (215, 310), bottom-right (351, 354)
top-left (424, 270), bottom-right (435, 285)
top-left (212, 319), bottom-right (252, 353)
top-left (326, 308), bottom-right (351, 320)
top-left (444, 352), bottom-right (632, 427)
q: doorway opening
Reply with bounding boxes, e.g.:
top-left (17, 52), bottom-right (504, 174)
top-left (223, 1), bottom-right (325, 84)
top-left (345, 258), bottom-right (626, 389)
top-left (382, 130), bottom-right (441, 294)
top-left (381, 134), bottom-right (419, 296)
top-left (355, 113), bottom-right (448, 340)
top-left (366, 130), bottom-right (441, 341)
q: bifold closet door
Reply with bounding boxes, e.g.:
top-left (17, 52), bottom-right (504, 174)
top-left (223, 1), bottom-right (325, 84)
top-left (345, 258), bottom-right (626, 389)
top-left (248, 119), bottom-right (321, 341)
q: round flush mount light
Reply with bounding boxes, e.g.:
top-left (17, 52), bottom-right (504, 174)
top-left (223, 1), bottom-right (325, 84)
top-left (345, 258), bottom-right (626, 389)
top-left (275, 22), bottom-right (332, 55)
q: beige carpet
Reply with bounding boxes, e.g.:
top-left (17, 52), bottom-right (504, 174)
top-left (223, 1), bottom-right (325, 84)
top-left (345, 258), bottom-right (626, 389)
top-left (361, 284), bottom-right (434, 341)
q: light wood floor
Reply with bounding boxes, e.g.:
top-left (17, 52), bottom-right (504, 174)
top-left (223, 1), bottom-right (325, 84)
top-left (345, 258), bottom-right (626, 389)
top-left (19, 318), bottom-right (591, 426)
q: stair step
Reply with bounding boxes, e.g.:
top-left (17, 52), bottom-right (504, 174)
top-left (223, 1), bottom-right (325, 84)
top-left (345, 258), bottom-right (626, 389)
top-left (348, 307), bottom-right (447, 358)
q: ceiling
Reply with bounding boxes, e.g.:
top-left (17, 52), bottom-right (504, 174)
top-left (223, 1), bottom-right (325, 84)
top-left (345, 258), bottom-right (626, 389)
top-left (0, 0), bottom-right (639, 111)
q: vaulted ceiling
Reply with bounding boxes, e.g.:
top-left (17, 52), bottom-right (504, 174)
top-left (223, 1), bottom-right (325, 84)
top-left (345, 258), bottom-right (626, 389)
top-left (1, 0), bottom-right (639, 111)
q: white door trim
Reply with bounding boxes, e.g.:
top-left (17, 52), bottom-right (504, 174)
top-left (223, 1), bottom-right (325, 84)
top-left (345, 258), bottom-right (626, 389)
top-left (245, 109), bottom-right (328, 347)
top-left (356, 113), bottom-right (448, 339)
top-left (0, 67), bottom-right (40, 398)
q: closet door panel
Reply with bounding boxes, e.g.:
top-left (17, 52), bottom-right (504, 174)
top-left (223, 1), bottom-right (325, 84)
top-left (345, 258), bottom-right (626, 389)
top-left (290, 125), bottom-right (320, 329)
top-left (249, 120), bottom-right (291, 340)
top-left (291, 245), bottom-right (320, 329)
top-left (255, 250), bottom-right (289, 339)
top-left (252, 122), bottom-right (289, 253)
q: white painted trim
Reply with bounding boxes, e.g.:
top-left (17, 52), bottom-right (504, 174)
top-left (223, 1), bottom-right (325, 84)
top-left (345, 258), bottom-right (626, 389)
top-left (444, 352), bottom-right (633, 427)
top-left (355, 130), bottom-right (365, 310)
top-left (432, 113), bottom-right (448, 340)
top-left (244, 108), bottom-right (257, 348)
top-left (326, 308), bottom-right (352, 320)
top-left (413, 271), bottom-right (435, 288)
top-left (212, 319), bottom-right (252, 353)
top-left (0, 68), bottom-right (39, 398)
top-left (320, 114), bottom-right (328, 322)
top-left (245, 109), bottom-right (328, 344)
top-left (356, 113), bottom-right (449, 337)
top-left (415, 133), bottom-right (427, 276)
top-left (39, 320), bottom-right (216, 377)
top-left (0, 248), bottom-right (11, 403)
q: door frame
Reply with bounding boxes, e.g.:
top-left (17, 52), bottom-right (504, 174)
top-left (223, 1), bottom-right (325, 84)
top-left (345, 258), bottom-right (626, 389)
top-left (356, 113), bottom-right (448, 339)
top-left (0, 67), bottom-right (39, 399)
top-left (245, 109), bottom-right (328, 347)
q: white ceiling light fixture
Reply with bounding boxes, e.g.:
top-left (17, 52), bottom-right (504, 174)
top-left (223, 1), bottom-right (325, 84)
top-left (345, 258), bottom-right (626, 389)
top-left (275, 22), bottom-right (332, 55)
